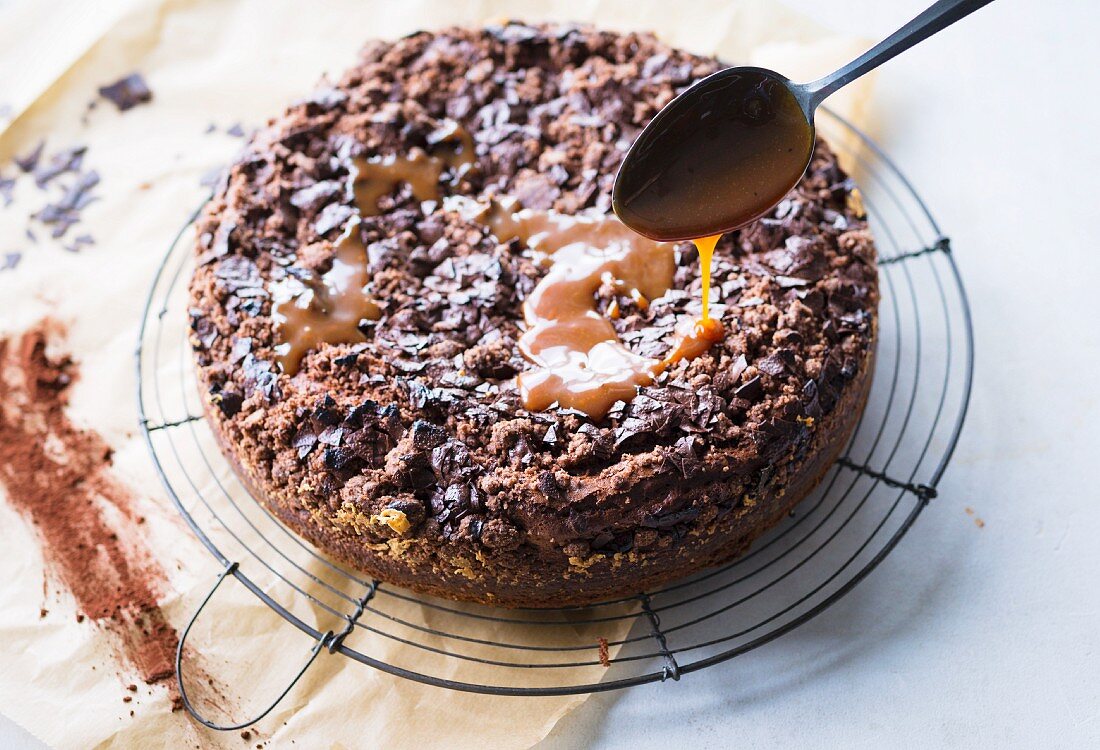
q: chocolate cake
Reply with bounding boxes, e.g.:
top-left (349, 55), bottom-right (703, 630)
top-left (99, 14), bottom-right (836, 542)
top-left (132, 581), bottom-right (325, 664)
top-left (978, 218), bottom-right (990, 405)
top-left (188, 23), bottom-right (878, 607)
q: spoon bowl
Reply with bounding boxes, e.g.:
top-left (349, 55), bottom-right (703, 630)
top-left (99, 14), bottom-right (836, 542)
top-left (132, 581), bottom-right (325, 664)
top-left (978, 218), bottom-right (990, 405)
top-left (613, 67), bottom-right (814, 242)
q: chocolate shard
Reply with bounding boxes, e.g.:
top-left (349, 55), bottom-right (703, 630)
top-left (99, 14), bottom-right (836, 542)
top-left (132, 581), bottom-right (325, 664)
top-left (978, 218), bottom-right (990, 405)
top-left (98, 73), bottom-right (153, 111)
top-left (33, 145), bottom-right (87, 188)
top-left (214, 389), bottom-right (243, 417)
top-left (755, 352), bottom-right (789, 377)
top-left (228, 337), bottom-right (252, 364)
top-left (734, 376), bottom-right (764, 401)
top-left (290, 180), bottom-right (343, 212)
top-left (410, 420), bottom-right (447, 451)
top-left (542, 424), bottom-right (559, 446)
top-left (292, 430), bottom-right (318, 459)
top-left (0, 171), bottom-right (14, 206)
top-left (14, 141), bottom-right (45, 173)
top-left (536, 471), bottom-right (565, 502)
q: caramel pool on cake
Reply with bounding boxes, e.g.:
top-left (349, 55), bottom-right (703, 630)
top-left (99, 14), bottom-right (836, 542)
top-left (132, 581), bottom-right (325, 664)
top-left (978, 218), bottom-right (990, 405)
top-left (188, 23), bottom-right (879, 607)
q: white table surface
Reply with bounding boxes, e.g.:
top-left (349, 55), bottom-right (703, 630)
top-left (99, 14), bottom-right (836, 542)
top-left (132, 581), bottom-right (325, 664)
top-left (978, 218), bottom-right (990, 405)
top-left (3, 1), bottom-right (1098, 748)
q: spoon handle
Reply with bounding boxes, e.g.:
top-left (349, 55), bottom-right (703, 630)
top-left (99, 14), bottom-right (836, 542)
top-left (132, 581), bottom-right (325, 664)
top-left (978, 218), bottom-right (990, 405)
top-left (800, 0), bottom-right (996, 111)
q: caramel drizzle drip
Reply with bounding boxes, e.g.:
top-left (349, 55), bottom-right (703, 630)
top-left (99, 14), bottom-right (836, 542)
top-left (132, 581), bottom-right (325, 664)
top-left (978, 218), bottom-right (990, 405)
top-left (272, 122), bottom-right (475, 374)
top-left (473, 201), bottom-right (726, 419)
top-left (662, 235), bottom-right (727, 365)
top-left (694, 234), bottom-right (720, 321)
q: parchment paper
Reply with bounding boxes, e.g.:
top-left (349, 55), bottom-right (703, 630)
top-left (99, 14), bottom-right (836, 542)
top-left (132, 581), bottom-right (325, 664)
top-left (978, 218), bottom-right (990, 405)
top-left (0, 1), bottom-right (873, 747)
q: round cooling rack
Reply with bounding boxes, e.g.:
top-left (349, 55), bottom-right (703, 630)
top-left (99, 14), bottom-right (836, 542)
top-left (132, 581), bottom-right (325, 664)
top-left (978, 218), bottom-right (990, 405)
top-left (136, 109), bottom-right (973, 729)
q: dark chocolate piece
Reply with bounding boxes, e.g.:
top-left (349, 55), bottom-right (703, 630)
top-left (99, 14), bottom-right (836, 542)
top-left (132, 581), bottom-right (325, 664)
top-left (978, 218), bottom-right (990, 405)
top-left (98, 73), bottom-right (153, 111)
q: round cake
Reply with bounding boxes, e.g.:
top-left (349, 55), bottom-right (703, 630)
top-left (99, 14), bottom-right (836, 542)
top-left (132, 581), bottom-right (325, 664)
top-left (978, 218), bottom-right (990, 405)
top-left (188, 23), bottom-right (878, 607)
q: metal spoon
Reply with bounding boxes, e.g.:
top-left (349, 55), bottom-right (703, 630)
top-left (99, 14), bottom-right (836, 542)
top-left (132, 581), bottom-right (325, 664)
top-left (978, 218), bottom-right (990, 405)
top-left (613, 0), bottom-right (996, 242)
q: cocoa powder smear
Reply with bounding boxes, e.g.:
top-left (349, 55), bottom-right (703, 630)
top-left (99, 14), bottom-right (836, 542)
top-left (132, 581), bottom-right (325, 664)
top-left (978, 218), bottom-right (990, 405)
top-left (0, 323), bottom-right (180, 698)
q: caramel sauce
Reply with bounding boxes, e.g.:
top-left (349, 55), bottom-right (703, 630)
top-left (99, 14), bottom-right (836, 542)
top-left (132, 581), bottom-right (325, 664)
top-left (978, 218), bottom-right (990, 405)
top-left (477, 202), bottom-right (674, 419)
top-left (693, 234), bottom-right (720, 321)
top-left (662, 316), bottom-right (726, 366)
top-left (271, 220), bottom-right (381, 373)
top-left (658, 234), bottom-right (727, 364)
top-left (352, 126), bottom-right (474, 217)
top-left (268, 118), bottom-right (730, 418)
top-left (465, 200), bottom-right (726, 419)
top-left (272, 123), bottom-right (474, 374)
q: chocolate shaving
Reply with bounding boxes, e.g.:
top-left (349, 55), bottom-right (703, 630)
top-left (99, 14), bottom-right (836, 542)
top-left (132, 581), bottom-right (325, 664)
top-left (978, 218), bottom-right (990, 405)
top-left (98, 73), bottom-right (153, 111)
top-left (63, 234), bottom-right (96, 253)
top-left (14, 141), bottom-right (45, 173)
top-left (34, 145), bottom-right (86, 187)
top-left (734, 376), bottom-right (764, 401)
top-left (0, 174), bottom-right (13, 206)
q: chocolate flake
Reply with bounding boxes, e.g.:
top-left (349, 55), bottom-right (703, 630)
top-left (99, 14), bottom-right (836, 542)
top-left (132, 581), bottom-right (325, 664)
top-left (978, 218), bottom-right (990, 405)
top-left (0, 174), bottom-right (13, 207)
top-left (14, 141), bottom-right (45, 173)
top-left (734, 376), bottom-right (764, 401)
top-left (63, 234), bottom-right (95, 253)
top-left (33, 167), bottom-right (100, 239)
top-left (755, 352), bottom-right (789, 377)
top-left (98, 73), bottom-right (153, 111)
top-left (34, 145), bottom-right (87, 188)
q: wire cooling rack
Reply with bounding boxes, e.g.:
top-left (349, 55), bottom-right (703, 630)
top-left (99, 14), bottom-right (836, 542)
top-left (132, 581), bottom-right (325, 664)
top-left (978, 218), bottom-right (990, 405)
top-left (136, 110), bottom-right (973, 729)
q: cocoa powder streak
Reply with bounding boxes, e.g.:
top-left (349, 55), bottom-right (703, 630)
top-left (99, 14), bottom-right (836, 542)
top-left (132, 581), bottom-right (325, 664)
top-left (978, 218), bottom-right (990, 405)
top-left (0, 324), bottom-right (180, 695)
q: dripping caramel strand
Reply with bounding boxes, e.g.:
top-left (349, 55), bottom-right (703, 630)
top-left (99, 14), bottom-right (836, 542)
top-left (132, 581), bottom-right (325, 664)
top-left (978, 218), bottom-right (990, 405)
top-left (694, 234), bottom-right (721, 321)
top-left (661, 234), bottom-right (727, 364)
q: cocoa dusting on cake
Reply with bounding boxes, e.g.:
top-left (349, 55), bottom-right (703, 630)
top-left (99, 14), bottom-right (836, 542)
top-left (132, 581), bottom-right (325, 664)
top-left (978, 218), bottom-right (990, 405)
top-left (0, 325), bottom-right (180, 703)
top-left (189, 23), bottom-right (878, 606)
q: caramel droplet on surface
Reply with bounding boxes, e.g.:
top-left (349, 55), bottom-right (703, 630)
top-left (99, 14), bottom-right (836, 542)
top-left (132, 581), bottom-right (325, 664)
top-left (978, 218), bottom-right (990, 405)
top-left (662, 316), bottom-right (726, 367)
